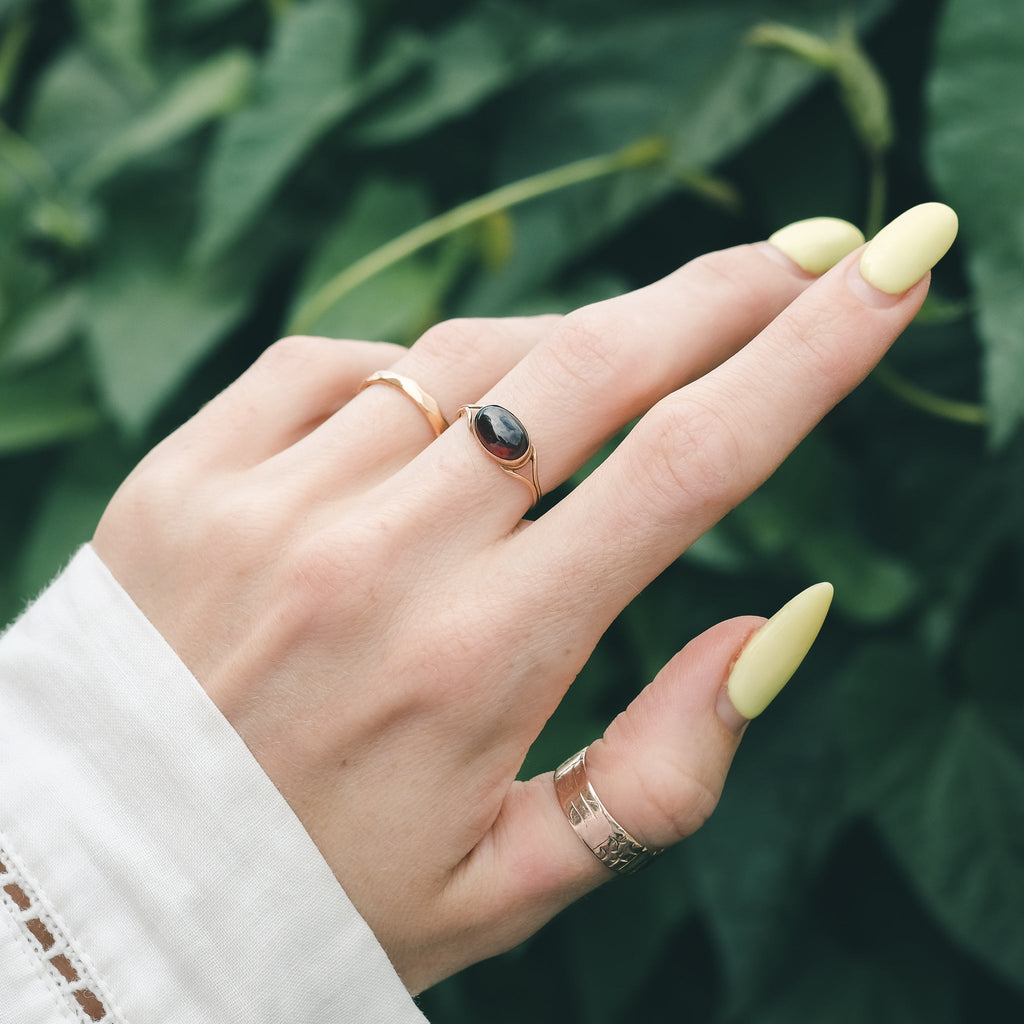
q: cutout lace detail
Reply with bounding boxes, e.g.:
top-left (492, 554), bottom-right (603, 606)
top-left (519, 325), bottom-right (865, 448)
top-left (1, 843), bottom-right (115, 1022)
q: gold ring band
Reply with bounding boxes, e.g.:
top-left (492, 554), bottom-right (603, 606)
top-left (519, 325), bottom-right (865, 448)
top-left (359, 370), bottom-right (449, 438)
top-left (553, 747), bottom-right (662, 876)
top-left (458, 404), bottom-right (541, 507)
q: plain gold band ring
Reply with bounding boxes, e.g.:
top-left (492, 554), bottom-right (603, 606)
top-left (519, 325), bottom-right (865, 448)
top-left (359, 370), bottom-right (450, 438)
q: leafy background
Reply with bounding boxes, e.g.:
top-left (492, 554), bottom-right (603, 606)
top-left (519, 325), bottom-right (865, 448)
top-left (2, 0), bottom-right (1023, 1020)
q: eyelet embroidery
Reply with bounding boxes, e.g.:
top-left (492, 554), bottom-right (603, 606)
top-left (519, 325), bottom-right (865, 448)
top-left (1, 846), bottom-right (112, 1022)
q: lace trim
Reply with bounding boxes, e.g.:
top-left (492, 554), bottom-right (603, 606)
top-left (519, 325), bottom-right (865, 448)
top-left (0, 843), bottom-right (116, 1022)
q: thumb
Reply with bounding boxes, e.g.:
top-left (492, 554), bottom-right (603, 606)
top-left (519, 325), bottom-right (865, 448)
top-left (576, 580), bottom-right (835, 855)
top-left (453, 583), bottom-right (833, 961)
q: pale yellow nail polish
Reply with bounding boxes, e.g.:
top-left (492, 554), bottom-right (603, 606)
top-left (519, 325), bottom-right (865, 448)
top-left (859, 202), bottom-right (958, 294)
top-left (768, 217), bottom-right (865, 274)
top-left (727, 582), bottom-right (834, 719)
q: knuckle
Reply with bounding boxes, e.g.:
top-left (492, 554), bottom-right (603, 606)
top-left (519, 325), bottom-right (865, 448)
top-left (640, 759), bottom-right (722, 844)
top-left (179, 481), bottom-right (280, 572)
top-left (102, 444), bottom-right (190, 536)
top-left (257, 334), bottom-right (327, 372)
top-left (775, 304), bottom-right (855, 398)
top-left (283, 519), bottom-right (389, 616)
top-left (258, 335), bottom-right (407, 375)
top-left (545, 307), bottom-right (628, 391)
top-left (678, 248), bottom-right (771, 321)
top-left (684, 247), bottom-right (748, 289)
top-left (413, 318), bottom-right (490, 365)
top-left (635, 395), bottom-right (747, 518)
top-left (275, 504), bottom-right (437, 640)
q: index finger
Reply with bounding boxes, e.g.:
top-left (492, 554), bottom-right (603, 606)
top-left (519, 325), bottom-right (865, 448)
top-left (393, 216), bottom-right (867, 546)
top-left (520, 203), bottom-right (958, 627)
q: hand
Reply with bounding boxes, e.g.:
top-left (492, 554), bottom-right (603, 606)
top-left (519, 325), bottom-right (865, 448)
top-left (92, 204), bottom-right (956, 993)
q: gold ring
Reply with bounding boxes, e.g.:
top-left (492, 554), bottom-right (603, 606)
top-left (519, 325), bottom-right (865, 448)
top-left (359, 370), bottom-right (449, 438)
top-left (553, 747), bottom-right (662, 876)
top-left (457, 404), bottom-right (541, 507)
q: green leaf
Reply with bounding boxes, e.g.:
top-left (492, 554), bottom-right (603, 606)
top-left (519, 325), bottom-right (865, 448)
top-left (72, 49), bottom-right (254, 193)
top-left (168, 0), bottom-right (250, 27)
top-left (289, 177), bottom-right (462, 342)
top-left (14, 432), bottom-right (136, 603)
top-left (350, 4), bottom-right (562, 146)
top-left (461, 2), bottom-right (891, 313)
top-left (72, 0), bottom-right (153, 95)
top-left (84, 206), bottom-right (249, 433)
top-left (0, 349), bottom-right (102, 455)
top-left (564, 858), bottom-right (693, 1024)
top-left (24, 48), bottom-right (135, 176)
top-left (0, 12), bottom-right (29, 107)
top-left (0, 401), bottom-right (100, 454)
top-left (960, 606), bottom-right (1024, 751)
top-left (0, 285), bottom-right (84, 370)
top-left (726, 435), bottom-right (919, 624)
top-left (840, 645), bottom-right (1024, 994)
top-left (687, 681), bottom-right (846, 1015)
top-left (0, 116), bottom-right (98, 252)
top-left (0, 0), bottom-right (34, 22)
top-left (754, 920), bottom-right (959, 1024)
top-left (928, 0), bottom-right (1024, 443)
top-left (194, 1), bottom-right (364, 261)
top-left (903, 711), bottom-right (1024, 991)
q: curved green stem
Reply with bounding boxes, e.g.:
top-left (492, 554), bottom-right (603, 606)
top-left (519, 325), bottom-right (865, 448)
top-left (851, 61), bottom-right (984, 428)
top-left (287, 137), bottom-right (668, 336)
top-left (872, 361), bottom-right (988, 426)
top-left (0, 15), bottom-right (31, 108)
top-left (865, 152), bottom-right (887, 239)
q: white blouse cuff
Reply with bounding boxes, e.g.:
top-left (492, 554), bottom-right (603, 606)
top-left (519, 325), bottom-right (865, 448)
top-left (0, 545), bottom-right (427, 1023)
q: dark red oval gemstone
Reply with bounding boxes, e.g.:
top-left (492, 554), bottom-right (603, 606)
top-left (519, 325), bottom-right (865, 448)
top-left (476, 405), bottom-right (529, 461)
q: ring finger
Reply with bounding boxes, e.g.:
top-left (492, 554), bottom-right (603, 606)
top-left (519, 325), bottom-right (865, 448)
top-left (276, 315), bottom-right (561, 490)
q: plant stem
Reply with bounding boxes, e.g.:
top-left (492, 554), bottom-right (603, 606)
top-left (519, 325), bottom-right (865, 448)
top-left (0, 15), bottom-right (31, 109)
top-left (872, 362), bottom-right (988, 426)
top-left (851, 58), bottom-right (984, 428)
top-left (287, 137), bottom-right (668, 335)
top-left (865, 152), bottom-right (887, 239)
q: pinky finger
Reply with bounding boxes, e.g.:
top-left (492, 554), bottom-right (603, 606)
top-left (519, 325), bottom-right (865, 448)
top-left (172, 336), bottom-right (408, 470)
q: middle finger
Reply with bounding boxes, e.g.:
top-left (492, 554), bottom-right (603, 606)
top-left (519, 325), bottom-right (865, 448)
top-left (414, 231), bottom-right (856, 537)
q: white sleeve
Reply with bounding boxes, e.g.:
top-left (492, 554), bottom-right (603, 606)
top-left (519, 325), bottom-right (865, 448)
top-left (0, 546), bottom-right (429, 1024)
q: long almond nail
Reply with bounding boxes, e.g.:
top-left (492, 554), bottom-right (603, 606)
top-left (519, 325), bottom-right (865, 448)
top-left (727, 582), bottom-right (833, 720)
top-left (859, 202), bottom-right (958, 294)
top-left (768, 217), bottom-right (865, 274)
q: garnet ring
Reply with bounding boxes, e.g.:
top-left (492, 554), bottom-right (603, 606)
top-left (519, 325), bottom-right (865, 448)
top-left (359, 370), bottom-right (450, 438)
top-left (458, 404), bottom-right (541, 507)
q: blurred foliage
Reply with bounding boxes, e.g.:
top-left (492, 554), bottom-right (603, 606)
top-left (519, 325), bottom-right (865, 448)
top-left (2, 0), bottom-right (1024, 1020)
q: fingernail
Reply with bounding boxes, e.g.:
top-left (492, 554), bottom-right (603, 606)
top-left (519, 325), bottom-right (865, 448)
top-left (768, 217), bottom-right (865, 274)
top-left (859, 202), bottom-right (958, 294)
top-left (727, 582), bottom-right (833, 719)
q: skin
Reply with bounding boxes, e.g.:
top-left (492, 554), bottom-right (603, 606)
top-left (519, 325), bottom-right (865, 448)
top-left (92, 239), bottom-right (928, 994)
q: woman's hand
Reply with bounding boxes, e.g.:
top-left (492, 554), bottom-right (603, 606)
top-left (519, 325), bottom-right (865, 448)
top-left (92, 204), bottom-right (956, 993)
